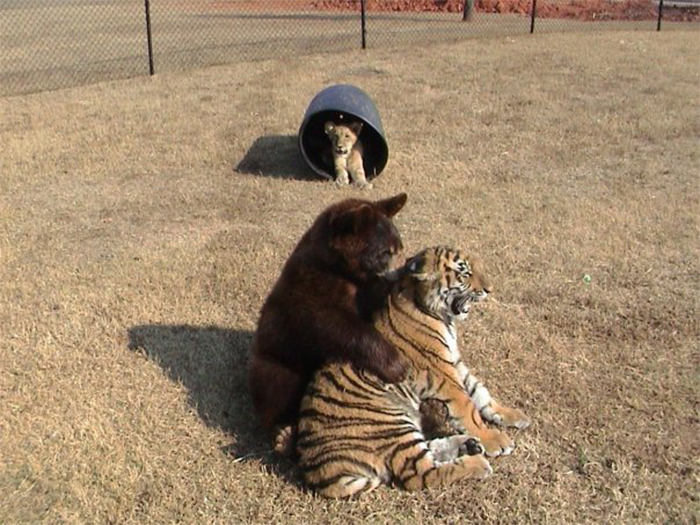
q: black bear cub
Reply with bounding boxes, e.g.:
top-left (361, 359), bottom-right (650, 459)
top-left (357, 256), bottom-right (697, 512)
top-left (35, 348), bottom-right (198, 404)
top-left (248, 193), bottom-right (408, 449)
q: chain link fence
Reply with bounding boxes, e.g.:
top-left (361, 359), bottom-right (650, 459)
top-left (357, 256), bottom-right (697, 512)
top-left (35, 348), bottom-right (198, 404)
top-left (1, 0), bottom-right (697, 97)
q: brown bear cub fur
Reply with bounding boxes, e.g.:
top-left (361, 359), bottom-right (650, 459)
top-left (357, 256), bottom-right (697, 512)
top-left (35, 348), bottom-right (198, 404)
top-left (248, 193), bottom-right (409, 444)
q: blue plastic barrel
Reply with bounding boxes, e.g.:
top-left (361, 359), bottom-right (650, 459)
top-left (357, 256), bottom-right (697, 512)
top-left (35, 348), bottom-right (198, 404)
top-left (298, 84), bottom-right (389, 181)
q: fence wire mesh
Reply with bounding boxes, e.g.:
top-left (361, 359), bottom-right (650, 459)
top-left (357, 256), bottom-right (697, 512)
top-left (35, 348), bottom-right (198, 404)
top-left (1, 0), bottom-right (697, 96)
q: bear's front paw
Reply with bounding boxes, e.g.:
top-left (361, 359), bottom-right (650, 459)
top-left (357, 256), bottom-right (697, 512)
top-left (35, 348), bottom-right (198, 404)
top-left (273, 424), bottom-right (297, 458)
top-left (374, 354), bottom-right (408, 384)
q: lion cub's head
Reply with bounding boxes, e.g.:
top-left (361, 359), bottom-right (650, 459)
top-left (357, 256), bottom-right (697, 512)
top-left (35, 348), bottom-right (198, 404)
top-left (325, 121), bottom-right (363, 158)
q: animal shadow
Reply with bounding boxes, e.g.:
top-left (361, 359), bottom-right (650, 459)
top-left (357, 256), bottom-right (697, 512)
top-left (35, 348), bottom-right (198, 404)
top-left (236, 134), bottom-right (317, 180)
top-left (127, 324), bottom-right (295, 478)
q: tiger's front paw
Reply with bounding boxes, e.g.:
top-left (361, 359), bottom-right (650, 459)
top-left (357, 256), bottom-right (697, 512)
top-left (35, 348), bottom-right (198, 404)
top-left (495, 405), bottom-right (531, 430)
top-left (479, 429), bottom-right (514, 458)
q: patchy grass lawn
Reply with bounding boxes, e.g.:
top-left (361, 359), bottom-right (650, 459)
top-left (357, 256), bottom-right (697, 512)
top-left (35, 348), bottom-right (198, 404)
top-left (1, 30), bottom-right (698, 524)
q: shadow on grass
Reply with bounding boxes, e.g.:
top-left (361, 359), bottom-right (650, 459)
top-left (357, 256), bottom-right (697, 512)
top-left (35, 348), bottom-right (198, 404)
top-left (236, 134), bottom-right (318, 181)
top-left (127, 324), bottom-right (298, 482)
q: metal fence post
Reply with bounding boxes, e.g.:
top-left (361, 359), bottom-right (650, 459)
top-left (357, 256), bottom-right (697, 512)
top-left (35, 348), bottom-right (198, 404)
top-left (144, 0), bottom-right (155, 75)
top-left (530, 0), bottom-right (537, 33)
top-left (657, 0), bottom-right (664, 31)
top-left (462, 0), bottom-right (474, 21)
top-left (360, 0), bottom-right (367, 49)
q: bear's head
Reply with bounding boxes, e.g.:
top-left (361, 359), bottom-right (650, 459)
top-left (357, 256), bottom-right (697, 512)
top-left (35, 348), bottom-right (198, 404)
top-left (325, 193), bottom-right (407, 281)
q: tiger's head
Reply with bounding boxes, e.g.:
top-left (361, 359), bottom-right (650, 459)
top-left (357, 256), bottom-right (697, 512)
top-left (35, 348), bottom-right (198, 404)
top-left (325, 121), bottom-right (363, 158)
top-left (403, 246), bottom-right (491, 322)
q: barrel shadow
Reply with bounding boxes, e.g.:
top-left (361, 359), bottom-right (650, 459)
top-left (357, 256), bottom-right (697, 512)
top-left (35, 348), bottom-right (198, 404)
top-left (236, 134), bottom-right (318, 181)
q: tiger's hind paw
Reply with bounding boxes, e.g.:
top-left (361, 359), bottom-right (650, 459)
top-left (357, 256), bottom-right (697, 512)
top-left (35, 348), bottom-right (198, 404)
top-left (428, 435), bottom-right (471, 463)
top-left (458, 454), bottom-right (493, 480)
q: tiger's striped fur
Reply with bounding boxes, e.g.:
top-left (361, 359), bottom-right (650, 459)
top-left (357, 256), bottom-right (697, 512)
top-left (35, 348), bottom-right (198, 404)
top-left (297, 364), bottom-right (490, 498)
top-left (297, 246), bottom-right (528, 498)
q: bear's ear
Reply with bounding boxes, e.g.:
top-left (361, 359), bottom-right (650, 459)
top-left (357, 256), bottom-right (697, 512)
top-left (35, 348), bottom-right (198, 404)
top-left (324, 121), bottom-right (335, 135)
top-left (330, 204), bottom-right (374, 236)
top-left (375, 193), bottom-right (407, 218)
top-left (349, 121), bottom-right (363, 136)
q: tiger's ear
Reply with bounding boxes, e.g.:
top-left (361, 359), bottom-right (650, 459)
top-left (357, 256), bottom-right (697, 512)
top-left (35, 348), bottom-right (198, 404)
top-left (324, 121), bottom-right (336, 135)
top-left (349, 121), bottom-right (363, 136)
top-left (330, 204), bottom-right (374, 236)
top-left (406, 254), bottom-right (430, 281)
top-left (374, 193), bottom-right (407, 218)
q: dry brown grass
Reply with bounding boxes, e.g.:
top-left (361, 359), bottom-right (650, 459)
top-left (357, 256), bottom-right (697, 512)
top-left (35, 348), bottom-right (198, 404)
top-left (1, 30), bottom-right (698, 524)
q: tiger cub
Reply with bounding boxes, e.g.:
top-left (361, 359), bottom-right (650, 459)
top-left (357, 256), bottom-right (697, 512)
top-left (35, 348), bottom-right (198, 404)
top-left (324, 120), bottom-right (371, 190)
top-left (296, 246), bottom-right (529, 498)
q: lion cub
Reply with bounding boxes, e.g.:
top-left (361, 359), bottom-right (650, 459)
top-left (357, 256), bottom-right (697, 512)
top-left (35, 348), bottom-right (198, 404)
top-left (324, 120), bottom-right (371, 189)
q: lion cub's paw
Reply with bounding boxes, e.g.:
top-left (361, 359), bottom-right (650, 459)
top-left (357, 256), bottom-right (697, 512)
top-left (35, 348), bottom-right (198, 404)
top-left (355, 180), bottom-right (373, 190)
top-left (334, 173), bottom-right (350, 186)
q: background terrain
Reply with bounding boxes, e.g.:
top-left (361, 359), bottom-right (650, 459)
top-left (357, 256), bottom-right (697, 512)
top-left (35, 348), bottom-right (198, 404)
top-left (1, 30), bottom-right (698, 524)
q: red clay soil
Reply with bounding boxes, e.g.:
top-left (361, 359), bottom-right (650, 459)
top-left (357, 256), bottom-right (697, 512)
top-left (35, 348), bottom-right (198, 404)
top-left (205, 1), bottom-right (313, 10)
top-left (311, 0), bottom-right (700, 22)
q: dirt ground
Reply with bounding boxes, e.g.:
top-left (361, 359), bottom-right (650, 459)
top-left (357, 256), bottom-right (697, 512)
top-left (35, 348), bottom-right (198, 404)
top-left (1, 30), bottom-right (698, 524)
top-left (311, 0), bottom-right (700, 22)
